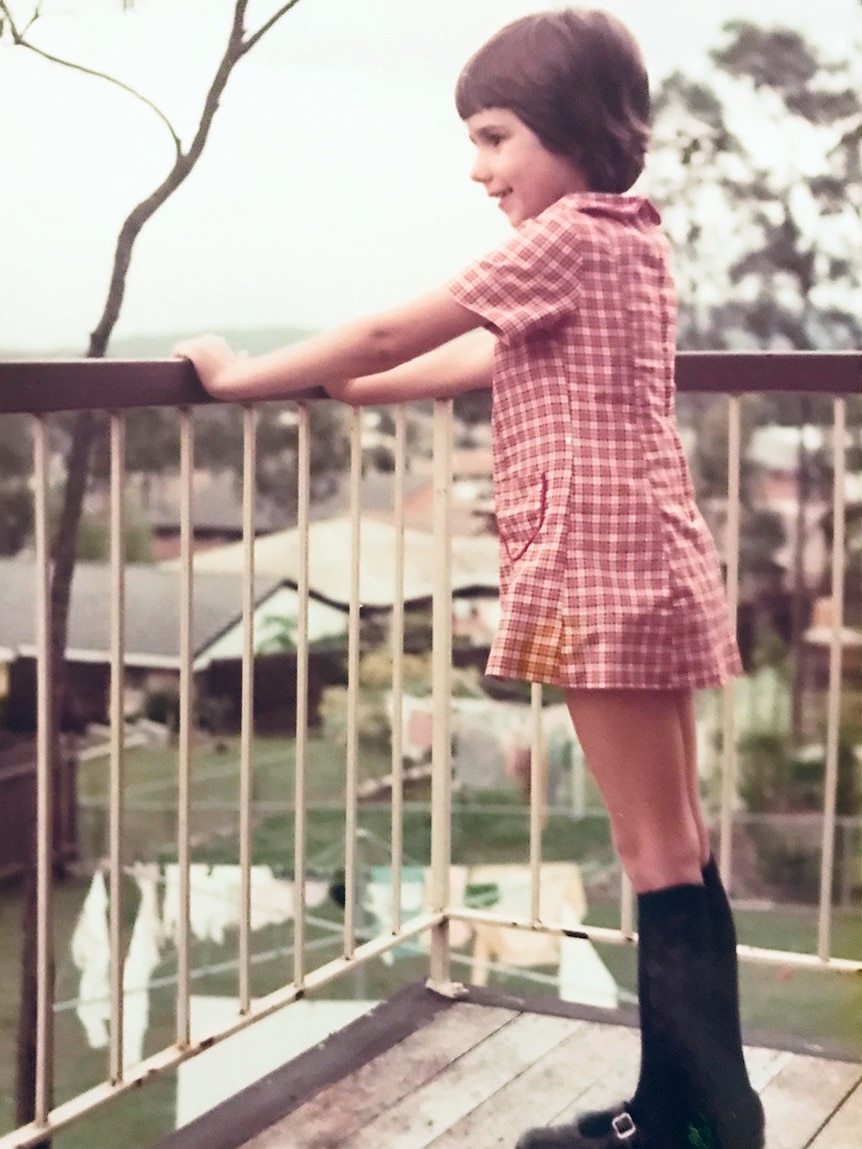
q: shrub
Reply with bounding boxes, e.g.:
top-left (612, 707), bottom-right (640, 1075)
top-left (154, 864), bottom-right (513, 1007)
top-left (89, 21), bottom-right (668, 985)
top-left (144, 687), bottom-right (180, 732)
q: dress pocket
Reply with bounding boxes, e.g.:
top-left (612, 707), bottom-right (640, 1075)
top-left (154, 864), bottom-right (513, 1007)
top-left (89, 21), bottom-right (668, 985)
top-left (497, 473), bottom-right (548, 562)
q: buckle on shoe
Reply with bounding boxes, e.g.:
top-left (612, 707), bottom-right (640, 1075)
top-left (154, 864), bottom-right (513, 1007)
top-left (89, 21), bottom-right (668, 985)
top-left (611, 1112), bottom-right (637, 1141)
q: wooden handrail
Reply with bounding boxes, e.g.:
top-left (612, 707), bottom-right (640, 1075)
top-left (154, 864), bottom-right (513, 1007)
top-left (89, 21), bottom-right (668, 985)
top-left (0, 350), bottom-right (859, 414)
top-left (0, 359), bottom-right (326, 414)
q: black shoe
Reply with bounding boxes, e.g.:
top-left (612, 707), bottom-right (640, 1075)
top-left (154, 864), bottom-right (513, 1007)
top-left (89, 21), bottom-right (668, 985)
top-left (514, 1109), bottom-right (727, 1149)
top-left (575, 1101), bottom-right (630, 1138)
top-left (515, 1105), bottom-right (723, 1149)
top-left (514, 881), bottom-right (766, 1149)
top-left (515, 1109), bottom-right (652, 1149)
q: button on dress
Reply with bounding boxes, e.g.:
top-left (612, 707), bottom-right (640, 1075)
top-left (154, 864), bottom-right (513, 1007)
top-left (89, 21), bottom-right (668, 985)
top-left (448, 192), bottom-right (742, 690)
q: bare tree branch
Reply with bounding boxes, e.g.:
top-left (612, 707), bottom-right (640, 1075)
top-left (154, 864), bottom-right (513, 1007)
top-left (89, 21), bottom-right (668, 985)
top-left (88, 0), bottom-right (305, 356)
top-left (10, 1), bottom-right (306, 1136)
top-left (20, 1), bottom-right (42, 37)
top-left (242, 0), bottom-right (304, 57)
top-left (0, 0), bottom-right (182, 157)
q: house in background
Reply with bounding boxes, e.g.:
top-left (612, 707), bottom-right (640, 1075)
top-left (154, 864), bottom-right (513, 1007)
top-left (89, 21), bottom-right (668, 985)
top-left (0, 559), bottom-right (288, 731)
top-left (166, 515), bottom-right (500, 609)
top-left (0, 519), bottom-right (501, 735)
top-left (83, 468), bottom-right (295, 562)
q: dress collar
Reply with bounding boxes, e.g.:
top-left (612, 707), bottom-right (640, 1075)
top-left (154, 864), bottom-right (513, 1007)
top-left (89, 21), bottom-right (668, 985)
top-left (559, 192), bottom-right (661, 225)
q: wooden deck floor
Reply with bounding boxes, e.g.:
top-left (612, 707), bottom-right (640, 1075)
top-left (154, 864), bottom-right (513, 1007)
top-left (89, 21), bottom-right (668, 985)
top-left (161, 983), bottom-right (862, 1149)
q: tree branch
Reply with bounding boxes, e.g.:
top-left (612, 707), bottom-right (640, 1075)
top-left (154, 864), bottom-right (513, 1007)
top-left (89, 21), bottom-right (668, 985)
top-left (11, 0), bottom-right (307, 1136)
top-left (241, 0), bottom-right (305, 57)
top-left (88, 0), bottom-right (306, 357)
top-left (0, 0), bottom-right (182, 158)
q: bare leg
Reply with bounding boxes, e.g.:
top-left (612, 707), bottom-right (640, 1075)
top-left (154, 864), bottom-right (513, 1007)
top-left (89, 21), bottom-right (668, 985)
top-left (564, 688), bottom-right (703, 892)
top-left (675, 689), bottom-right (711, 867)
top-left (516, 691), bottom-right (763, 1149)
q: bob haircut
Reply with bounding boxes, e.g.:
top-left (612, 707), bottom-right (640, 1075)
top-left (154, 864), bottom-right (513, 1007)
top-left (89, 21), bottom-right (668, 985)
top-left (455, 8), bottom-right (650, 194)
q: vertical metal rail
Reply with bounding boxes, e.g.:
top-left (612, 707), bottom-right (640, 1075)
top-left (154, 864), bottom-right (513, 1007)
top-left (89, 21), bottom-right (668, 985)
top-left (238, 406), bottom-right (256, 1012)
top-left (390, 406), bottom-right (407, 932)
top-left (176, 408), bottom-right (194, 1047)
top-left (429, 399), bottom-right (454, 985)
top-left (108, 411), bottom-right (126, 1079)
top-left (32, 415), bottom-right (53, 1126)
top-left (817, 398), bottom-right (847, 960)
top-left (620, 874), bottom-right (635, 939)
top-left (529, 682), bottom-right (545, 922)
top-left (343, 410), bottom-right (363, 955)
top-left (293, 404), bottom-right (311, 987)
top-left (719, 395), bottom-right (742, 889)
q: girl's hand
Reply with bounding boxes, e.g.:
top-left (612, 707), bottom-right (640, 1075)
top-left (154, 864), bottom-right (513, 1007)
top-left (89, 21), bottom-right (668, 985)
top-left (172, 334), bottom-right (242, 395)
top-left (170, 287), bottom-right (481, 403)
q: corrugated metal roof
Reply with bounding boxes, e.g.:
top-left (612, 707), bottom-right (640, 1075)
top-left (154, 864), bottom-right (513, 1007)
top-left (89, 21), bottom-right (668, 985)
top-left (161, 517), bottom-right (500, 608)
top-left (0, 560), bottom-right (282, 664)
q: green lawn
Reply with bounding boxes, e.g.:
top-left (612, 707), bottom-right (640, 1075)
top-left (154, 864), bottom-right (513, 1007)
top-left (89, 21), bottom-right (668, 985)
top-left (1, 731), bottom-right (859, 1148)
top-left (76, 731), bottom-right (396, 862)
top-left (0, 875), bottom-right (177, 1149)
top-left (75, 732), bottom-right (615, 872)
top-left (585, 901), bottom-right (862, 1061)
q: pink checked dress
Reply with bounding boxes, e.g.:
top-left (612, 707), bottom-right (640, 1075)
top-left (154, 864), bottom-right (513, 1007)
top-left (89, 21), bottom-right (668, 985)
top-left (448, 192), bottom-right (742, 690)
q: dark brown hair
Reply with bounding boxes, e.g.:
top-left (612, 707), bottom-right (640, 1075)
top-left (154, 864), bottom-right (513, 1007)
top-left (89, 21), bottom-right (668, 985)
top-left (455, 8), bottom-right (650, 193)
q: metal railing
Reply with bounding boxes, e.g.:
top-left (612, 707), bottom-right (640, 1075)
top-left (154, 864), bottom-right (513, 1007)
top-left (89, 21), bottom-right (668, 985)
top-left (0, 350), bottom-right (860, 1147)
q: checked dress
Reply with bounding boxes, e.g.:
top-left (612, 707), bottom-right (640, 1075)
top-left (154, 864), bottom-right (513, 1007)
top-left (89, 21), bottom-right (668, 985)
top-left (448, 192), bottom-right (742, 690)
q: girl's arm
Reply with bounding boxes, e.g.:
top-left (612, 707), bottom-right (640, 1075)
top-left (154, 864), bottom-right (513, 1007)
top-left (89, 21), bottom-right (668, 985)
top-left (327, 328), bottom-right (495, 406)
top-left (173, 288), bottom-right (483, 402)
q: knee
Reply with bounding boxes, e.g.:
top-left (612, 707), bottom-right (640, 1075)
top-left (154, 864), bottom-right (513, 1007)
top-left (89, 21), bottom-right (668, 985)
top-left (610, 816), bottom-right (704, 893)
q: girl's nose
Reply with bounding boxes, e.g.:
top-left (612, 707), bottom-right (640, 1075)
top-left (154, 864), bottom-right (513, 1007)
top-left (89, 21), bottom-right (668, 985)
top-left (470, 154), bottom-right (490, 184)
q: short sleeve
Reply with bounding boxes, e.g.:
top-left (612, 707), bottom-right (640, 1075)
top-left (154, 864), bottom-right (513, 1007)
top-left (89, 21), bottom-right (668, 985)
top-left (448, 201), bottom-right (583, 344)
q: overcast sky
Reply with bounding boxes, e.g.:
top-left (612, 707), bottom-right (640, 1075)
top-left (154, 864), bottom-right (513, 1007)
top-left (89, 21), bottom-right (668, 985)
top-left (1, 0), bottom-right (859, 353)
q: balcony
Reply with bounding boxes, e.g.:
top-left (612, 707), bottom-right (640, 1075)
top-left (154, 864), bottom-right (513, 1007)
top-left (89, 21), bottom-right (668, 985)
top-left (0, 353), bottom-right (860, 1149)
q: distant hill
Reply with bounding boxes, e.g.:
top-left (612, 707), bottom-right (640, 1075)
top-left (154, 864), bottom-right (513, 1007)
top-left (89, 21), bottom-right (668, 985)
top-left (0, 326), bottom-right (315, 360)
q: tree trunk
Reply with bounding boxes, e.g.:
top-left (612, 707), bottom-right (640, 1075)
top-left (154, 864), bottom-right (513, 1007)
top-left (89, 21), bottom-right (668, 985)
top-left (10, 4), bottom-right (305, 1138)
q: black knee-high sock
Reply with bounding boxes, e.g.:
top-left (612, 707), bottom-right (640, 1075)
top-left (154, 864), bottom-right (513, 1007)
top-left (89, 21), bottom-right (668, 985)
top-left (701, 855), bottom-right (745, 1057)
top-left (516, 881), bottom-right (765, 1149)
top-left (701, 856), bottom-right (764, 1144)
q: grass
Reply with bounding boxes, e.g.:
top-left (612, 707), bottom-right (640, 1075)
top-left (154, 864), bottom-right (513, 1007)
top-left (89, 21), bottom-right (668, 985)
top-left (76, 732), bottom-right (396, 862)
top-left (0, 875), bottom-right (178, 1149)
top-left (75, 731), bottom-right (615, 872)
top-left (1, 729), bottom-right (860, 1147)
top-left (584, 901), bottom-right (862, 1062)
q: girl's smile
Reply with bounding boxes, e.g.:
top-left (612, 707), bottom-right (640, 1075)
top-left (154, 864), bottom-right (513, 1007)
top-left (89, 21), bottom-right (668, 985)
top-left (465, 107), bottom-right (589, 225)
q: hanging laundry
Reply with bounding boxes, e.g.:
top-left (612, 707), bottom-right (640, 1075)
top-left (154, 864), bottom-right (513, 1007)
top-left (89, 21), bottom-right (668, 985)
top-left (70, 870), bottom-right (111, 1049)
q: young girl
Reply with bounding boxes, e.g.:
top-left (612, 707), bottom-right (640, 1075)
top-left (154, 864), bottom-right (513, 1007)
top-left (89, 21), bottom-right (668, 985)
top-left (175, 9), bottom-right (764, 1149)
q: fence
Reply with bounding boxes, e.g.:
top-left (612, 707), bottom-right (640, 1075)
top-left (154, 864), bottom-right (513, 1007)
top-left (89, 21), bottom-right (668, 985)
top-left (0, 350), bottom-right (860, 1147)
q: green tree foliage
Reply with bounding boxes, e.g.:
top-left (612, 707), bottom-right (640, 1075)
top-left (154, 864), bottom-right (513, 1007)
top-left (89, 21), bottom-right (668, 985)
top-left (0, 416), bottom-right (33, 554)
top-left (651, 20), bottom-right (862, 354)
top-left (738, 718), bottom-right (862, 899)
top-left (84, 399), bottom-right (350, 516)
top-left (193, 399), bottom-right (350, 511)
top-left (649, 73), bottom-right (750, 350)
top-left (651, 19), bottom-right (862, 650)
top-left (739, 725), bottom-right (862, 817)
top-left (62, 498), bottom-right (154, 563)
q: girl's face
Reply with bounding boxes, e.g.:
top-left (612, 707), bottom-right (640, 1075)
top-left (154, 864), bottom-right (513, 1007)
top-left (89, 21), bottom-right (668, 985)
top-left (465, 107), bottom-right (589, 225)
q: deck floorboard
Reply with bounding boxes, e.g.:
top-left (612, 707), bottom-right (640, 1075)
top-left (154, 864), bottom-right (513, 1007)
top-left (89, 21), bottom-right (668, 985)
top-left (157, 984), bottom-right (861, 1149)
